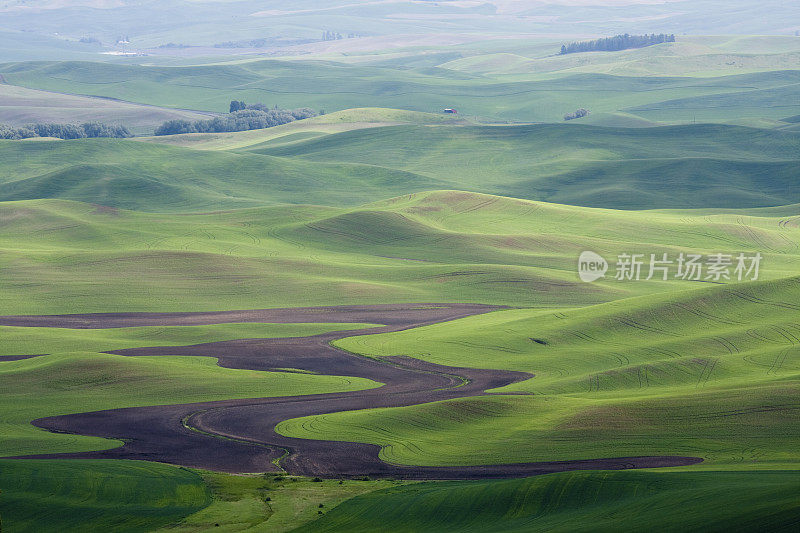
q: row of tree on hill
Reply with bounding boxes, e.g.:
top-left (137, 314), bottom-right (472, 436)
top-left (321, 30), bottom-right (359, 41)
top-left (0, 122), bottom-right (132, 140)
top-left (560, 33), bottom-right (675, 54)
top-left (154, 102), bottom-right (318, 136)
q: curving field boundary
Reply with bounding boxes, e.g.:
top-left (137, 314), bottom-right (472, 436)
top-left (1, 304), bottom-right (702, 478)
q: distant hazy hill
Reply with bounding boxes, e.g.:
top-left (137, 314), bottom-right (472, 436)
top-left (1, 0), bottom-right (799, 60)
top-left (3, 60), bottom-right (799, 124)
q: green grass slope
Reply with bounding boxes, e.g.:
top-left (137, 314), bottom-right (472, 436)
top-left (0, 197), bottom-right (617, 314)
top-left (439, 38), bottom-right (800, 78)
top-left (0, 84), bottom-right (213, 136)
top-left (161, 472), bottom-right (405, 533)
top-left (3, 121), bottom-right (796, 211)
top-left (627, 76), bottom-right (800, 124)
top-left (280, 277), bottom-right (800, 468)
top-left (0, 460), bottom-right (209, 533)
top-left (282, 191), bottom-right (800, 278)
top-left (137, 107), bottom-right (464, 151)
top-left (0, 323), bottom-right (378, 457)
top-left (0, 30), bottom-right (104, 62)
top-left (0, 139), bottom-right (443, 211)
top-left (2, 59), bottom-right (798, 124)
top-left (251, 123), bottom-right (800, 209)
top-left (298, 470), bottom-right (800, 533)
top-left (1, 192), bottom-right (797, 315)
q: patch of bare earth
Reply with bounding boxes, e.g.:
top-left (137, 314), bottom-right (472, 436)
top-left (2, 304), bottom-right (702, 477)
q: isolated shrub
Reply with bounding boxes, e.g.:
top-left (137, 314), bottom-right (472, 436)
top-left (564, 109), bottom-right (589, 121)
top-left (289, 107), bottom-right (318, 120)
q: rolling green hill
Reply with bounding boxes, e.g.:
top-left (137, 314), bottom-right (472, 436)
top-left (2, 1), bottom-right (799, 56)
top-left (251, 122), bottom-right (800, 209)
top-left (439, 38), bottom-right (800, 78)
top-left (0, 188), bottom-right (798, 531)
top-left (298, 470), bottom-right (800, 533)
top-left (0, 322), bottom-right (378, 458)
top-left (2, 189), bottom-right (797, 529)
top-left (0, 29), bottom-right (105, 63)
top-left (0, 460), bottom-right (209, 533)
top-left (0, 138), bottom-right (443, 211)
top-left (3, 59), bottom-right (799, 124)
top-left (627, 77), bottom-right (800, 124)
top-left (0, 84), bottom-right (214, 136)
top-left (0, 191), bottom-right (797, 314)
top-left (280, 277), bottom-right (800, 468)
top-left (0, 195), bottom-right (622, 314)
top-left (2, 192), bottom-right (798, 530)
top-left (1, 19), bottom-right (800, 533)
top-left (257, 121), bottom-right (800, 165)
top-left (2, 120), bottom-right (798, 211)
top-left (136, 107), bottom-right (465, 151)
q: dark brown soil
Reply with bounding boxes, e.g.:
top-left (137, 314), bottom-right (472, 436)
top-left (0, 354), bottom-right (46, 362)
top-left (4, 304), bottom-right (702, 478)
top-left (0, 303), bottom-right (500, 329)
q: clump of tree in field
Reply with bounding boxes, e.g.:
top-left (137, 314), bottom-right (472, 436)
top-left (229, 100), bottom-right (247, 113)
top-left (321, 30), bottom-right (359, 41)
top-left (564, 109), bottom-right (589, 121)
top-left (323, 30), bottom-right (344, 41)
top-left (154, 101), bottom-right (318, 136)
top-left (560, 33), bottom-right (675, 55)
top-left (0, 122), bottom-right (132, 140)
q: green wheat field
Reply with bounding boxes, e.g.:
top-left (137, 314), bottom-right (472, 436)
top-left (0, 4), bottom-right (798, 530)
